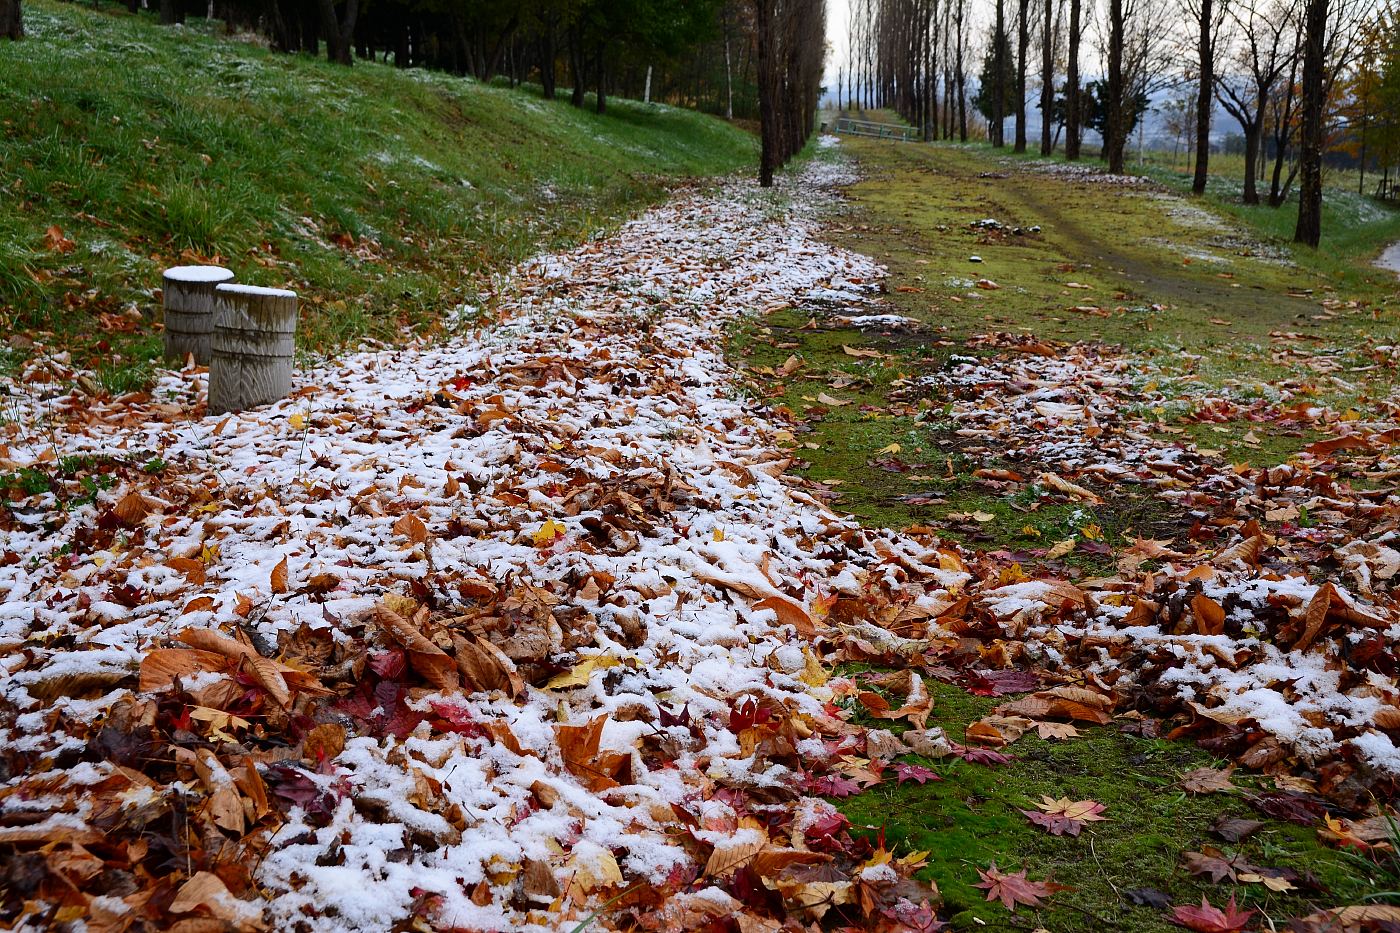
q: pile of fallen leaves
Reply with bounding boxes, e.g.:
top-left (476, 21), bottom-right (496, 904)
top-left (5, 147), bottom-right (1400, 933)
top-left (0, 160), bottom-right (964, 932)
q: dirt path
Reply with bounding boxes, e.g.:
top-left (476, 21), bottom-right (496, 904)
top-left (1007, 175), bottom-right (1320, 323)
top-left (1379, 240), bottom-right (1400, 276)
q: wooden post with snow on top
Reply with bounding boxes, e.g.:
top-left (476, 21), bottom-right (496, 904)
top-left (162, 265), bottom-right (235, 365)
top-left (208, 284), bottom-right (298, 415)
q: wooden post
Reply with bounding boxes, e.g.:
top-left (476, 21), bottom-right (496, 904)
top-left (162, 265), bottom-right (235, 365)
top-left (208, 284), bottom-right (298, 415)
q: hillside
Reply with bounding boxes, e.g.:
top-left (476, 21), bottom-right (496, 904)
top-left (0, 2), bottom-right (756, 386)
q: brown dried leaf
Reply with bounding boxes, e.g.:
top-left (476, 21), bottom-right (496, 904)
top-left (393, 512), bottom-right (430, 545)
top-left (367, 605), bottom-right (459, 692)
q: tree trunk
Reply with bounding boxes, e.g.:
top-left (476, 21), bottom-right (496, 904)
top-left (1357, 113), bottom-right (1368, 196)
top-left (755, 0), bottom-right (779, 186)
top-left (1065, 0), bottom-right (1080, 159)
top-left (1242, 124), bottom-right (1261, 204)
top-left (1014, 0), bottom-right (1029, 152)
top-left (540, 19), bottom-right (556, 99)
top-left (1106, 0), bottom-right (1126, 172)
top-left (318, 0), bottom-right (357, 66)
top-left (479, 13), bottom-right (518, 81)
top-left (160, 0), bottom-right (183, 25)
top-left (0, 0), bottom-right (21, 39)
top-left (644, 64), bottom-right (652, 103)
top-left (1192, 0), bottom-right (1213, 195)
top-left (1039, 0), bottom-right (1052, 155)
top-left (723, 21), bottom-right (734, 119)
top-left (595, 44), bottom-right (607, 114)
top-left (993, 0), bottom-right (1006, 147)
top-left (568, 30), bottom-right (586, 108)
top-left (1293, 0), bottom-right (1327, 246)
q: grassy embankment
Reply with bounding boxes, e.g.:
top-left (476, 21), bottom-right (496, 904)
top-left (728, 136), bottom-right (1400, 930)
top-left (0, 1), bottom-right (755, 390)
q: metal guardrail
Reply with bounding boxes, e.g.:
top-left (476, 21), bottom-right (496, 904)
top-left (830, 117), bottom-right (918, 141)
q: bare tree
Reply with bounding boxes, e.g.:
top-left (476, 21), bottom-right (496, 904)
top-left (1106, 0), bottom-right (1127, 170)
top-left (1294, 0), bottom-right (1327, 244)
top-left (994, 0), bottom-right (1008, 145)
top-left (1066, 0), bottom-right (1083, 158)
top-left (1015, 0), bottom-right (1032, 151)
top-left (955, 0), bottom-right (970, 138)
top-left (1103, 0), bottom-right (1176, 172)
top-left (1215, 0), bottom-right (1297, 204)
top-left (1041, 0), bottom-right (1059, 154)
top-left (754, 0), bottom-right (825, 186)
top-left (1183, 0), bottom-right (1229, 194)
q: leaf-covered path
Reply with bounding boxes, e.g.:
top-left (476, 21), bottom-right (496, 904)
top-left (5, 142), bottom-right (1400, 933)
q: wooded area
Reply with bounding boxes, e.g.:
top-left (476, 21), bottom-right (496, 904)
top-left (2, 0), bottom-right (823, 184)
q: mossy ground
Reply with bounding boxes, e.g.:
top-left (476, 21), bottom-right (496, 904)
top-left (728, 137), bottom-right (1400, 928)
top-left (839, 677), bottom-right (1384, 931)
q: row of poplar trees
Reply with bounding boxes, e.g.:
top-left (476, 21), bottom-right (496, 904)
top-left (847, 0), bottom-right (1353, 247)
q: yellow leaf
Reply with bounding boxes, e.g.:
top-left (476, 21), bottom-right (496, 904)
top-left (897, 849), bottom-right (931, 870)
top-left (998, 563), bottom-right (1028, 585)
top-left (565, 844), bottom-right (623, 893)
top-left (713, 528), bottom-right (726, 542)
top-left (877, 443), bottom-right (902, 455)
top-left (1081, 523), bottom-right (1103, 541)
top-left (799, 648), bottom-right (828, 687)
top-left (288, 412), bottom-right (307, 430)
top-left (1046, 538), bottom-right (1077, 559)
top-left (971, 510), bottom-right (995, 522)
top-left (1021, 525), bottom-right (1042, 538)
top-left (544, 654), bottom-right (621, 690)
top-left (532, 519), bottom-right (567, 547)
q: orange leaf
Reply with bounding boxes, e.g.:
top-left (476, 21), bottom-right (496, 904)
top-left (270, 556), bottom-right (289, 595)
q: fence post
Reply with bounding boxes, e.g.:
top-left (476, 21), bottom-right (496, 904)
top-left (208, 284), bottom-right (298, 415)
top-left (162, 265), bottom-right (235, 365)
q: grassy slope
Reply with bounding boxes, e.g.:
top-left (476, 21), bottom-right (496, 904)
top-left (729, 138), bottom-right (1400, 930)
top-left (0, 1), bottom-right (755, 385)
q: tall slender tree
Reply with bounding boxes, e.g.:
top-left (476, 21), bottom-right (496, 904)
top-left (1294, 0), bottom-right (1328, 245)
top-left (995, 0), bottom-right (1008, 145)
top-left (1066, 0), bottom-right (1082, 158)
top-left (1040, 0), bottom-right (1056, 154)
top-left (1189, 0), bottom-right (1223, 194)
top-left (1015, 0), bottom-right (1031, 151)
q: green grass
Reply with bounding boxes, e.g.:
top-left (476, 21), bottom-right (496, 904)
top-left (729, 136), bottom-right (1400, 930)
top-left (995, 144), bottom-right (1400, 289)
top-left (841, 680), bottom-right (1369, 932)
top-left (0, 1), bottom-right (756, 383)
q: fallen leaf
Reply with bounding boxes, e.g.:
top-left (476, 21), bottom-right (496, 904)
top-left (974, 863), bottom-right (1064, 911)
top-left (1169, 894), bottom-right (1254, 932)
top-left (1021, 796), bottom-right (1108, 836)
top-left (1180, 767), bottom-right (1236, 795)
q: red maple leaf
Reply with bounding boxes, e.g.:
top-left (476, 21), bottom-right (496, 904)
top-left (1170, 895), bottom-right (1256, 932)
top-left (964, 669), bottom-right (1040, 696)
top-left (973, 863), bottom-right (1063, 911)
top-left (950, 742), bottom-right (1014, 765)
top-left (894, 762), bottom-right (941, 785)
